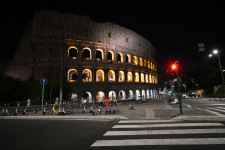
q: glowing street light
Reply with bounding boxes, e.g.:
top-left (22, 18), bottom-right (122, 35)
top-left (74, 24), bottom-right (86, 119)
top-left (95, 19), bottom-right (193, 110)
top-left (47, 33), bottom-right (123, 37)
top-left (209, 49), bottom-right (225, 93)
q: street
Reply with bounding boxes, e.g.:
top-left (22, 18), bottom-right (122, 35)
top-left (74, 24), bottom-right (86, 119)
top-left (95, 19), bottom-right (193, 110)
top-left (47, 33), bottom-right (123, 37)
top-left (0, 98), bottom-right (225, 150)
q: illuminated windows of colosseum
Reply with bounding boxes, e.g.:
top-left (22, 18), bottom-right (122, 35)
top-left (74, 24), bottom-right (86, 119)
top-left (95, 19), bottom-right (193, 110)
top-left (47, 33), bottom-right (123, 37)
top-left (68, 46), bottom-right (78, 59)
top-left (128, 90), bottom-right (134, 99)
top-left (148, 61), bottom-right (150, 69)
top-left (144, 59), bottom-right (147, 67)
top-left (133, 56), bottom-right (138, 65)
top-left (82, 48), bottom-right (91, 59)
top-left (82, 92), bottom-right (92, 103)
top-left (82, 69), bottom-right (92, 82)
top-left (145, 74), bottom-right (149, 83)
top-left (119, 90), bottom-right (126, 100)
top-left (108, 70), bottom-right (115, 82)
top-left (107, 51), bottom-right (114, 61)
top-left (125, 54), bottom-right (131, 63)
top-left (96, 91), bottom-right (105, 102)
top-left (139, 57), bottom-right (143, 67)
top-left (117, 52), bottom-right (123, 63)
top-left (68, 69), bottom-right (78, 82)
top-left (134, 72), bottom-right (140, 82)
top-left (109, 91), bottom-right (116, 100)
top-left (141, 73), bottom-right (145, 82)
top-left (127, 72), bottom-right (133, 82)
top-left (149, 74), bottom-right (152, 83)
top-left (96, 49), bottom-right (103, 60)
top-left (96, 69), bottom-right (104, 82)
top-left (118, 71), bottom-right (125, 82)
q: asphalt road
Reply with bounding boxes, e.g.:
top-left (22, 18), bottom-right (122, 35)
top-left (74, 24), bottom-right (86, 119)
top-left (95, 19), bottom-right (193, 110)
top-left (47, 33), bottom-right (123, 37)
top-left (1, 119), bottom-right (225, 150)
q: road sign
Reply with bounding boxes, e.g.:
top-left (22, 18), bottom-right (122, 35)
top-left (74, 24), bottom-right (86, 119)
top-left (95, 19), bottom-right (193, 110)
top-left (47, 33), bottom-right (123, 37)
top-left (40, 78), bottom-right (48, 85)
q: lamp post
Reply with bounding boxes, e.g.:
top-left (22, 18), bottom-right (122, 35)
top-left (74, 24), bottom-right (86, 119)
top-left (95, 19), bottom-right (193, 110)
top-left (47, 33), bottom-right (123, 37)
top-left (209, 49), bottom-right (225, 93)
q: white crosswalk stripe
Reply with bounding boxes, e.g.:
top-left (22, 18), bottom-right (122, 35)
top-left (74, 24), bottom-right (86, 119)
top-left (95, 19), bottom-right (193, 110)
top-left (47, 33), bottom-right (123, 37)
top-left (203, 106), bottom-right (225, 116)
top-left (91, 120), bottom-right (225, 147)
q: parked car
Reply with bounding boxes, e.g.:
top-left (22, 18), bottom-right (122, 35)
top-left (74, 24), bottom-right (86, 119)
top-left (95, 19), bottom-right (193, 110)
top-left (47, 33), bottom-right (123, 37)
top-left (169, 93), bottom-right (179, 104)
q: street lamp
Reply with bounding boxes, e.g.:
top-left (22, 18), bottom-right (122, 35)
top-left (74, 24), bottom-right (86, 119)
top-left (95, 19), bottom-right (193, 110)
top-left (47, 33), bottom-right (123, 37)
top-left (209, 49), bottom-right (225, 93)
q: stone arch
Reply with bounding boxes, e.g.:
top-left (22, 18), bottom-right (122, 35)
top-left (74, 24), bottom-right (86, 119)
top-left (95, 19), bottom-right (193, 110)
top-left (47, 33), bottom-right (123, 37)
top-left (108, 91), bottom-right (116, 100)
top-left (108, 70), bottom-right (116, 82)
top-left (133, 56), bottom-right (138, 65)
top-left (68, 46), bottom-right (78, 59)
top-left (127, 71), bottom-right (133, 82)
top-left (96, 49), bottom-right (103, 60)
top-left (96, 91), bottom-right (105, 102)
top-left (134, 72), bottom-right (139, 82)
top-left (68, 69), bottom-right (78, 82)
top-left (82, 92), bottom-right (92, 103)
top-left (119, 90), bottom-right (126, 100)
top-left (82, 47), bottom-right (91, 59)
top-left (128, 90), bottom-right (134, 99)
top-left (141, 73), bottom-right (145, 82)
top-left (96, 69), bottom-right (104, 82)
top-left (82, 69), bottom-right (92, 82)
top-left (136, 90), bottom-right (141, 100)
top-left (117, 52), bottom-right (123, 63)
top-left (126, 54), bottom-right (131, 63)
top-left (118, 71), bottom-right (125, 82)
top-left (107, 51), bottom-right (114, 61)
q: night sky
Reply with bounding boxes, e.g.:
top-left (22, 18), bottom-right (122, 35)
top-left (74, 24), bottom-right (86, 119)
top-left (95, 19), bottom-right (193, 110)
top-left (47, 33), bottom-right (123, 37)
top-left (1, 0), bottom-right (225, 88)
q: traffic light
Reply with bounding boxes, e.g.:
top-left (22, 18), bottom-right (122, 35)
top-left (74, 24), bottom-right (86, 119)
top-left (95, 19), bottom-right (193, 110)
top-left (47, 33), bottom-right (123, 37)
top-left (171, 63), bottom-right (178, 71)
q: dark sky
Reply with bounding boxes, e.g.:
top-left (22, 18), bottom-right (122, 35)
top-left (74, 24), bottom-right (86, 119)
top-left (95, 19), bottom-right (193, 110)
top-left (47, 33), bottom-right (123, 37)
top-left (1, 0), bottom-right (225, 87)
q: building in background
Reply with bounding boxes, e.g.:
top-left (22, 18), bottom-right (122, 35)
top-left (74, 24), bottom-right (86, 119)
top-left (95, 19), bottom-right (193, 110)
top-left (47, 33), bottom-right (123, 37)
top-left (5, 11), bottom-right (158, 102)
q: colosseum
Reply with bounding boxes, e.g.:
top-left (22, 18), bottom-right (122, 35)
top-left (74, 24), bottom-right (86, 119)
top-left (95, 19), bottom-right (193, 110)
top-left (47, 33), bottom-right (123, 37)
top-left (6, 11), bottom-right (158, 103)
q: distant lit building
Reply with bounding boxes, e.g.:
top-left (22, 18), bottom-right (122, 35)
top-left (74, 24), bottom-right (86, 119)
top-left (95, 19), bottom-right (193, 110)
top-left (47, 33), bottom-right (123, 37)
top-left (6, 11), bottom-right (158, 102)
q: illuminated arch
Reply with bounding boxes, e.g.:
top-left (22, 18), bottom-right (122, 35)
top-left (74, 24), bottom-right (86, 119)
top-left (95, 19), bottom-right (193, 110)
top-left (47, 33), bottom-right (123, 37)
top-left (128, 90), bottom-right (134, 99)
top-left (82, 92), bottom-right (92, 103)
top-left (151, 62), bottom-right (153, 70)
top-left (108, 70), bottom-right (115, 82)
top-left (117, 52), bottom-right (123, 63)
top-left (133, 56), bottom-right (138, 65)
top-left (96, 69), bottom-right (104, 82)
top-left (142, 89), bottom-right (146, 100)
top-left (139, 57), bottom-right (143, 67)
top-left (144, 59), bottom-right (147, 67)
top-left (134, 72), bottom-right (140, 82)
top-left (141, 73), bottom-right (145, 82)
top-left (146, 89), bottom-right (150, 99)
top-left (108, 91), bottom-right (116, 100)
top-left (148, 61), bottom-right (150, 69)
top-left (68, 69), bottom-right (78, 82)
top-left (107, 51), bottom-right (114, 61)
top-left (96, 91), bottom-right (105, 102)
top-left (136, 90), bottom-right (141, 100)
top-left (149, 74), bottom-right (152, 83)
top-left (96, 49), bottom-right (104, 60)
top-left (119, 90), bottom-right (126, 100)
top-left (127, 71), bottom-right (133, 82)
top-left (118, 71), bottom-right (125, 82)
top-left (82, 69), bottom-right (92, 82)
top-left (145, 74), bottom-right (149, 83)
top-left (82, 47), bottom-right (91, 59)
top-left (126, 54), bottom-right (131, 63)
top-left (68, 46), bottom-right (78, 59)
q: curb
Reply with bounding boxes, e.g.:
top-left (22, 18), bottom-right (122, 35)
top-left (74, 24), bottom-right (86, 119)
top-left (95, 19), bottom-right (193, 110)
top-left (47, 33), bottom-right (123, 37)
top-left (0, 115), bottom-right (129, 120)
top-left (171, 116), bottom-right (225, 121)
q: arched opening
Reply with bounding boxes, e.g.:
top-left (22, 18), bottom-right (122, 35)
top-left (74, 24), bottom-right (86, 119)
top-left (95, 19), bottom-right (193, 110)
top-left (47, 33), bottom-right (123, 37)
top-left (108, 70), bottom-right (115, 82)
top-left (133, 56), bottom-right (138, 65)
top-left (118, 71), bottom-right (125, 82)
top-left (68, 69), bottom-right (78, 82)
top-left (127, 72), bottom-right (133, 82)
top-left (134, 72), bottom-right (139, 82)
top-left (68, 46), bottom-right (78, 59)
top-left (141, 73), bottom-right (145, 82)
top-left (96, 69), bottom-right (104, 82)
top-left (82, 48), bottom-right (91, 59)
top-left (142, 89), bottom-right (146, 100)
top-left (96, 91), bottom-right (105, 102)
top-left (117, 52), bottom-right (123, 63)
top-left (108, 91), bottom-right (116, 100)
top-left (150, 89), bottom-right (153, 99)
top-left (71, 93), bottom-right (78, 102)
top-left (82, 69), bottom-right (92, 82)
top-left (139, 57), bottom-right (143, 67)
top-left (151, 62), bottom-right (153, 70)
top-left (82, 92), bottom-right (92, 103)
top-left (146, 89), bottom-right (150, 99)
top-left (96, 49), bottom-right (103, 60)
top-left (119, 90), bottom-right (126, 100)
top-left (148, 61), bottom-right (150, 69)
top-left (144, 59), bottom-right (147, 67)
top-left (145, 74), bottom-right (149, 83)
top-left (149, 74), bottom-right (152, 83)
top-left (128, 90), bottom-right (134, 99)
top-left (136, 90), bottom-right (141, 100)
top-left (107, 51), bottom-right (114, 61)
top-left (126, 54), bottom-right (131, 63)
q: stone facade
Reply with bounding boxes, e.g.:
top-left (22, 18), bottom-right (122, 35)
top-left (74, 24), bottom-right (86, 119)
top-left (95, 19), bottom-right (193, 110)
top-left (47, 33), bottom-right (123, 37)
top-left (6, 11), bottom-right (158, 102)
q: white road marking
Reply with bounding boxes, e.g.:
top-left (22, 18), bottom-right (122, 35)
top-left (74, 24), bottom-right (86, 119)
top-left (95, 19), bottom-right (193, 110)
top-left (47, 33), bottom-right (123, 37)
top-left (104, 128), bottom-right (225, 136)
top-left (91, 138), bottom-right (225, 147)
top-left (118, 120), bottom-right (181, 124)
top-left (216, 107), bottom-right (225, 110)
top-left (205, 107), bottom-right (225, 113)
top-left (112, 123), bottom-right (224, 128)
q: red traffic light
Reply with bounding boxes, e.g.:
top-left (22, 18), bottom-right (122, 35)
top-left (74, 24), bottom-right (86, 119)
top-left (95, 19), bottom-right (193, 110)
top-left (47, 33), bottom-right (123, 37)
top-left (171, 63), bottom-right (178, 71)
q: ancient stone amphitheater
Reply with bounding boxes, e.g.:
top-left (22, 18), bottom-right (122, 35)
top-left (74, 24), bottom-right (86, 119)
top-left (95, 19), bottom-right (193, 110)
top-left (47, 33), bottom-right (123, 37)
top-left (6, 11), bottom-right (158, 103)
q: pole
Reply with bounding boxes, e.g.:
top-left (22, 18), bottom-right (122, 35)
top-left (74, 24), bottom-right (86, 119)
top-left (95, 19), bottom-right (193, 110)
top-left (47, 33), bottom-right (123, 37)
top-left (176, 61), bottom-right (182, 114)
top-left (217, 53), bottom-right (225, 93)
top-left (41, 80), bottom-right (45, 115)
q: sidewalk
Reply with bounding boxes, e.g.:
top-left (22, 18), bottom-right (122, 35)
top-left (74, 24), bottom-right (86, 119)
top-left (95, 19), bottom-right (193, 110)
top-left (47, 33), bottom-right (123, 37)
top-left (1, 99), bottom-right (225, 121)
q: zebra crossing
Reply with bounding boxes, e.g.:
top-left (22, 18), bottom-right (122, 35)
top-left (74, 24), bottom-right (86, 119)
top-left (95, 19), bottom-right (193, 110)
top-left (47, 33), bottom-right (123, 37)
top-left (201, 106), bottom-right (225, 117)
top-left (91, 120), bottom-right (225, 147)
